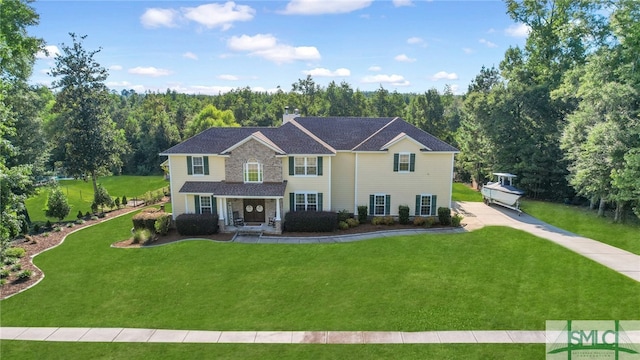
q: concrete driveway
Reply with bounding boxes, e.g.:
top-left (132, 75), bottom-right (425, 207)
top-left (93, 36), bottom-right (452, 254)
top-left (452, 201), bottom-right (640, 282)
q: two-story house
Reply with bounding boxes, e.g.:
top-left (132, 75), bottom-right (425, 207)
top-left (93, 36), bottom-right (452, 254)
top-left (160, 113), bottom-right (458, 234)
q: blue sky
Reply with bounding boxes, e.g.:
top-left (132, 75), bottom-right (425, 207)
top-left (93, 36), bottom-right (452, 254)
top-left (30, 0), bottom-right (530, 95)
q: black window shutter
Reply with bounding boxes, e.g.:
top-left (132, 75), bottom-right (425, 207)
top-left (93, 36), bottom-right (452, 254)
top-left (317, 157), bottom-right (323, 176)
top-left (415, 195), bottom-right (421, 216)
top-left (369, 195), bottom-right (374, 215)
top-left (385, 195), bottom-right (391, 215)
top-left (393, 153), bottom-right (399, 172)
top-left (317, 193), bottom-right (323, 211)
top-left (289, 193), bottom-right (295, 212)
top-left (204, 157), bottom-right (210, 175)
top-left (187, 156), bottom-right (193, 175)
top-left (212, 196), bottom-right (217, 215)
top-left (289, 157), bottom-right (294, 175)
top-left (409, 153), bottom-right (416, 172)
top-left (194, 195), bottom-right (200, 214)
top-left (430, 195), bottom-right (437, 216)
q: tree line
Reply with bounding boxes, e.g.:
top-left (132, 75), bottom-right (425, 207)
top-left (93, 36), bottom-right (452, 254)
top-left (2, 0), bottom-right (639, 254)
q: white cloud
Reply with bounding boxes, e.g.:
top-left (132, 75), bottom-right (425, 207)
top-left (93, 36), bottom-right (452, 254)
top-left (183, 52), bottom-right (198, 60)
top-left (140, 8), bottom-right (179, 28)
top-left (430, 71), bottom-right (458, 81)
top-left (228, 34), bottom-right (320, 64)
top-left (395, 54), bottom-right (416, 63)
top-left (228, 34), bottom-right (278, 51)
top-left (407, 37), bottom-right (424, 45)
top-left (505, 23), bottom-right (530, 38)
top-left (110, 65), bottom-right (123, 71)
top-left (479, 38), bottom-right (497, 48)
top-left (448, 84), bottom-right (460, 94)
top-left (182, 2), bottom-right (255, 31)
top-left (302, 67), bottom-right (351, 77)
top-left (218, 74), bottom-right (239, 81)
top-left (36, 45), bottom-right (60, 59)
top-left (368, 65), bottom-right (381, 72)
top-left (487, 28), bottom-right (496, 34)
top-left (361, 74), bottom-right (410, 86)
top-left (462, 47), bottom-right (473, 54)
top-left (393, 0), bottom-right (414, 7)
top-left (128, 66), bottom-right (172, 77)
top-left (282, 0), bottom-right (372, 15)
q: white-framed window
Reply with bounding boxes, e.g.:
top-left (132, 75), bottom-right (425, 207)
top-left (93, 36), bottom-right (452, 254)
top-left (192, 156), bottom-right (204, 175)
top-left (294, 192), bottom-right (318, 211)
top-left (200, 196), bottom-right (212, 214)
top-left (294, 157), bottom-right (317, 176)
top-left (398, 153), bottom-right (410, 172)
top-left (416, 194), bottom-right (436, 216)
top-left (244, 159), bottom-right (263, 183)
top-left (374, 194), bottom-right (387, 216)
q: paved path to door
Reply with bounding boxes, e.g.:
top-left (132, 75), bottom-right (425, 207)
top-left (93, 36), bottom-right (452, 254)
top-left (453, 201), bottom-right (640, 282)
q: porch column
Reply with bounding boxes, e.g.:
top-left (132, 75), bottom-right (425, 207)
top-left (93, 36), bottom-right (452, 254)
top-left (275, 198), bottom-right (281, 220)
top-left (217, 197), bottom-right (225, 233)
top-left (184, 194), bottom-right (189, 214)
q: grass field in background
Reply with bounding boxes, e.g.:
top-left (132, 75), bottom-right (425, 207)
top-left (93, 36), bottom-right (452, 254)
top-left (521, 200), bottom-right (640, 255)
top-left (2, 210), bottom-right (638, 331)
top-left (26, 175), bottom-right (167, 222)
top-left (452, 183), bottom-right (483, 202)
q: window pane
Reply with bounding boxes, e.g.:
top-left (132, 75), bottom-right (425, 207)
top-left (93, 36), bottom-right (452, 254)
top-left (193, 157), bottom-right (204, 175)
top-left (200, 196), bottom-right (212, 214)
top-left (307, 193), bottom-right (316, 204)
top-left (374, 195), bottom-right (385, 215)
top-left (421, 196), bottom-right (431, 215)
top-left (398, 154), bottom-right (410, 171)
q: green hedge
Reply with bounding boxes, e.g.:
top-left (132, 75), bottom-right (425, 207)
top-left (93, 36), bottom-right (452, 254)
top-left (175, 214), bottom-right (219, 236)
top-left (284, 211), bottom-right (338, 232)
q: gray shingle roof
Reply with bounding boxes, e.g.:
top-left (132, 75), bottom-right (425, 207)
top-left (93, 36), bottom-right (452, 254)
top-left (161, 116), bottom-right (458, 155)
top-left (179, 181), bottom-right (288, 197)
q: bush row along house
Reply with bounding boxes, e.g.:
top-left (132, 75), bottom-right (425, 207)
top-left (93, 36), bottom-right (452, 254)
top-left (160, 111), bottom-right (459, 234)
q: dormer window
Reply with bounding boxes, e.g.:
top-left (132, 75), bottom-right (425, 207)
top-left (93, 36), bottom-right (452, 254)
top-left (244, 159), bottom-right (263, 183)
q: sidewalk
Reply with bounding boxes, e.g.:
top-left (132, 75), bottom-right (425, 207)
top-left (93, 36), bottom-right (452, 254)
top-left (453, 201), bottom-right (640, 282)
top-left (0, 327), bottom-right (548, 344)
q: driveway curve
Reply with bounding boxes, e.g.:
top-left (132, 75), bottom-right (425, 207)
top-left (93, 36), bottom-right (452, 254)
top-left (453, 201), bottom-right (640, 282)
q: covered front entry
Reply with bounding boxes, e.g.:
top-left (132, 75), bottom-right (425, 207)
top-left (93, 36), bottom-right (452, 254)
top-left (243, 199), bottom-right (265, 223)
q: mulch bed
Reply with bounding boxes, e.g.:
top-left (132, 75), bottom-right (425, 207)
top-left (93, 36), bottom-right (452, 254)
top-left (2, 207), bottom-right (437, 300)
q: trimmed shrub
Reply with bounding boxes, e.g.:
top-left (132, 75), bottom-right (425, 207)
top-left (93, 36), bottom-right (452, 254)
top-left (77, 210), bottom-right (84, 219)
top-left (32, 223), bottom-right (40, 234)
top-left (284, 211), bottom-right (338, 232)
top-left (338, 221), bottom-right (349, 230)
top-left (154, 214), bottom-right (171, 235)
top-left (66, 222), bottom-right (75, 228)
top-left (438, 207), bottom-right (452, 226)
top-left (114, 197), bottom-right (121, 209)
top-left (5, 247), bottom-right (26, 258)
top-left (132, 209), bottom-right (168, 233)
top-left (53, 226), bottom-right (62, 232)
top-left (11, 263), bottom-right (21, 272)
top-left (175, 213), bottom-right (219, 236)
top-left (90, 215), bottom-right (98, 221)
top-left (452, 214), bottom-right (464, 227)
top-left (413, 216), bottom-right (427, 226)
top-left (346, 218), bottom-right (359, 228)
top-left (45, 220), bottom-right (52, 229)
top-left (398, 205), bottom-right (410, 224)
top-left (357, 205), bottom-right (368, 223)
top-left (337, 209), bottom-right (351, 223)
top-left (122, 195), bottom-right (128, 206)
top-left (85, 211), bottom-right (91, 218)
top-left (0, 269), bottom-right (10, 278)
top-left (45, 186), bottom-right (71, 222)
top-left (75, 219), bottom-right (85, 225)
top-left (91, 202), bottom-right (98, 214)
top-left (4, 257), bottom-right (18, 265)
top-left (382, 216), bottom-right (395, 225)
top-left (371, 217), bottom-right (383, 225)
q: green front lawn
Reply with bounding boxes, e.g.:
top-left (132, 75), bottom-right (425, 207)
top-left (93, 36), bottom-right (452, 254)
top-left (521, 200), bottom-right (640, 255)
top-left (26, 175), bottom-right (167, 222)
top-left (2, 211), bottom-right (638, 331)
top-left (0, 342), bottom-right (543, 360)
top-left (452, 183), bottom-right (483, 202)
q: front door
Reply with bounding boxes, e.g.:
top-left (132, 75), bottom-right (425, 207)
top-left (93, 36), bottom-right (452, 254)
top-left (243, 199), bottom-right (265, 223)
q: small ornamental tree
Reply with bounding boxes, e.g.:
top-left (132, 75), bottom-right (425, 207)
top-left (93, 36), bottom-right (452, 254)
top-left (45, 187), bottom-right (71, 222)
top-left (93, 184), bottom-right (113, 213)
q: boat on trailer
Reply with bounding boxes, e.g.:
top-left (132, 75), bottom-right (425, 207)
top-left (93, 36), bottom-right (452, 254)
top-left (481, 173), bottom-right (525, 215)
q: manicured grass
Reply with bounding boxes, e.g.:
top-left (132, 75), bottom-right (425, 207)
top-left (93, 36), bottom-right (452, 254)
top-left (2, 212), bottom-right (638, 331)
top-left (26, 175), bottom-right (168, 222)
top-left (521, 200), bottom-right (640, 255)
top-left (452, 183), bottom-right (483, 202)
top-left (0, 342), bottom-right (543, 360)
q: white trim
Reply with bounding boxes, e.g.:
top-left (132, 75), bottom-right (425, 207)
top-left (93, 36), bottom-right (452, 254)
top-left (450, 154), bottom-right (455, 208)
top-left (184, 195), bottom-right (188, 215)
top-left (372, 193), bottom-right (387, 216)
top-left (381, 132), bottom-right (431, 151)
top-left (191, 156), bottom-right (205, 176)
top-left (293, 156), bottom-right (318, 176)
top-left (293, 191), bottom-right (319, 212)
top-left (221, 132), bottom-right (285, 155)
top-left (417, 194), bottom-right (435, 217)
top-left (243, 161), bottom-right (263, 183)
top-left (397, 152), bottom-right (411, 173)
top-left (199, 195), bottom-right (213, 214)
top-left (168, 156), bottom-right (175, 219)
top-left (354, 152), bottom-right (359, 214)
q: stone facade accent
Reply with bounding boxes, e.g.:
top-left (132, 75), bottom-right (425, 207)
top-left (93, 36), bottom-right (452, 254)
top-left (225, 139), bottom-right (282, 183)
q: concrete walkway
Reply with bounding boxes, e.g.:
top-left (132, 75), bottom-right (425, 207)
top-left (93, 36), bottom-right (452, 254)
top-left (453, 201), bottom-right (640, 282)
top-left (1, 327), bottom-right (549, 343)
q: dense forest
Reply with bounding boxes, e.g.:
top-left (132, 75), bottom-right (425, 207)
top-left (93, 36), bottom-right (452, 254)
top-left (2, 0), bottom-right (639, 249)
